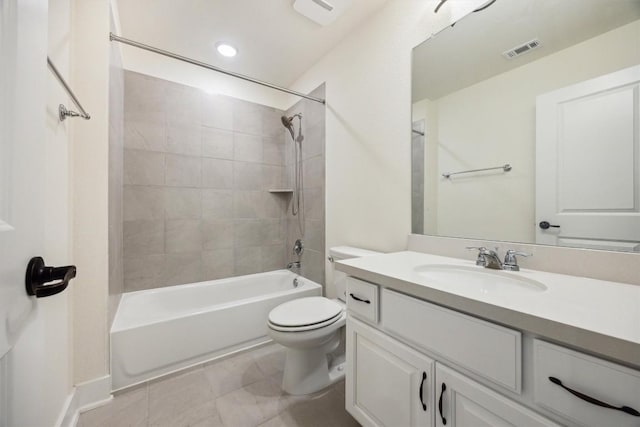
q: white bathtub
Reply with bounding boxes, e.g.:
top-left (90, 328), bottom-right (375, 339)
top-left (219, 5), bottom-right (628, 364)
top-left (111, 270), bottom-right (321, 390)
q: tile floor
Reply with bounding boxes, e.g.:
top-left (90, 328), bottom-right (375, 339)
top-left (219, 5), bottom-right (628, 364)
top-left (77, 344), bottom-right (359, 427)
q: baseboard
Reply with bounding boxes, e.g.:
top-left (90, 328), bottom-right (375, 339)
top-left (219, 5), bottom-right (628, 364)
top-left (56, 375), bottom-right (112, 427)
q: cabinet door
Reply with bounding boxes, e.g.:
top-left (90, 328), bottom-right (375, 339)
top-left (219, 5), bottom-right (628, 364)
top-left (436, 364), bottom-right (559, 427)
top-left (346, 318), bottom-right (434, 427)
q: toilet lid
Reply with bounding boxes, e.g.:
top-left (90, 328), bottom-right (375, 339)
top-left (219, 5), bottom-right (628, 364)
top-left (268, 297), bottom-right (343, 328)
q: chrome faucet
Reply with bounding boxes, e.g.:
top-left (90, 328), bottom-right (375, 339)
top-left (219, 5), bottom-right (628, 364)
top-left (467, 247), bottom-right (531, 271)
top-left (466, 247), bottom-right (502, 270)
top-left (287, 261), bottom-right (301, 270)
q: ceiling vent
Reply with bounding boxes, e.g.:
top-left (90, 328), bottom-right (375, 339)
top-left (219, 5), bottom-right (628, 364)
top-left (502, 38), bottom-right (542, 59)
top-left (293, 0), bottom-right (352, 26)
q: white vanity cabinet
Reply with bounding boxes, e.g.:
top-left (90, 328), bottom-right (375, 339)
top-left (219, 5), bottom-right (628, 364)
top-left (345, 278), bottom-right (562, 427)
top-left (436, 364), bottom-right (557, 427)
top-left (339, 252), bottom-right (640, 427)
top-left (346, 317), bottom-right (434, 427)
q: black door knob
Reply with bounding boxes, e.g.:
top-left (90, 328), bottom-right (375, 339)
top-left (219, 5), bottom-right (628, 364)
top-left (539, 221), bottom-right (560, 230)
top-left (25, 257), bottom-right (76, 298)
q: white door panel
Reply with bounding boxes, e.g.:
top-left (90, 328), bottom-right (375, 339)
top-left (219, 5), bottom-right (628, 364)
top-left (0, 0), bottom-right (47, 358)
top-left (536, 65), bottom-right (640, 250)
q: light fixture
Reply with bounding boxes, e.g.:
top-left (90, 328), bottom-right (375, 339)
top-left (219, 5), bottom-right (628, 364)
top-left (215, 42), bottom-right (237, 58)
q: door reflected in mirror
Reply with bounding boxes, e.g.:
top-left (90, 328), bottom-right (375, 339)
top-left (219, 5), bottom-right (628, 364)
top-left (411, 0), bottom-right (640, 252)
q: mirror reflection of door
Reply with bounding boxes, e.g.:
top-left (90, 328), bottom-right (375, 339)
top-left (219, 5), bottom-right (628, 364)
top-left (411, 0), bottom-right (640, 252)
top-left (536, 65), bottom-right (640, 251)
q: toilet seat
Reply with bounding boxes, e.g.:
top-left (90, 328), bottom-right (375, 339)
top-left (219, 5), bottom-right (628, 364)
top-left (268, 297), bottom-right (344, 332)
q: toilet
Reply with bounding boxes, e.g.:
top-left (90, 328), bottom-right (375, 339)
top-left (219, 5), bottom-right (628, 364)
top-left (268, 246), bottom-right (381, 395)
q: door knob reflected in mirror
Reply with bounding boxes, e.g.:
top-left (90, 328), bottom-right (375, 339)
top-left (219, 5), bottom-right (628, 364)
top-left (539, 221), bottom-right (560, 230)
top-left (25, 256), bottom-right (76, 298)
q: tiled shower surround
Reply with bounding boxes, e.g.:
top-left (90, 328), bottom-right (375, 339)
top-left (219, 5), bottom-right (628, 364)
top-left (285, 86), bottom-right (326, 286)
top-left (122, 71), bottom-right (325, 291)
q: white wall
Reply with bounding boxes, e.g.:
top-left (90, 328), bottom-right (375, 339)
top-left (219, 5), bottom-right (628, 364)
top-left (417, 19), bottom-right (640, 243)
top-left (2, 0), bottom-right (75, 425)
top-left (287, 0), bottom-right (486, 296)
top-left (71, 0), bottom-right (111, 384)
top-left (45, 0), bottom-right (74, 419)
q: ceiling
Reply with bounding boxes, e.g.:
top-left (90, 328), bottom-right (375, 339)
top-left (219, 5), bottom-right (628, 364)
top-left (412, 0), bottom-right (640, 101)
top-left (115, 0), bottom-right (389, 88)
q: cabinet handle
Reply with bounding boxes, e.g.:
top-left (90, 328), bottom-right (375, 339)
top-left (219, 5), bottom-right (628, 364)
top-left (419, 371), bottom-right (427, 411)
top-left (438, 382), bottom-right (447, 425)
top-left (349, 293), bottom-right (370, 304)
top-left (548, 377), bottom-right (640, 417)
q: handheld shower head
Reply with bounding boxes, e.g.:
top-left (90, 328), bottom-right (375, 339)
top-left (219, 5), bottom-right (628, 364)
top-left (281, 116), bottom-right (295, 140)
top-left (281, 113), bottom-right (302, 141)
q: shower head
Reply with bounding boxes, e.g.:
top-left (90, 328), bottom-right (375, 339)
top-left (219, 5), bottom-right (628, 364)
top-left (281, 113), bottom-right (302, 140)
top-left (281, 116), bottom-right (295, 140)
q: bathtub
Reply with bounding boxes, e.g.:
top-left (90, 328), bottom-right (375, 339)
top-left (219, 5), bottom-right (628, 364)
top-left (111, 270), bottom-right (321, 390)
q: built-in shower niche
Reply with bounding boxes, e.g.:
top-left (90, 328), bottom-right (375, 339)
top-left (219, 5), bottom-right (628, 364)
top-left (121, 71), bottom-right (325, 291)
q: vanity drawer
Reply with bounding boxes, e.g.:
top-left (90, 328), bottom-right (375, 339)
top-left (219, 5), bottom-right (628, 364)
top-left (533, 340), bottom-right (640, 427)
top-left (346, 277), bottom-right (379, 324)
top-left (381, 288), bottom-right (521, 393)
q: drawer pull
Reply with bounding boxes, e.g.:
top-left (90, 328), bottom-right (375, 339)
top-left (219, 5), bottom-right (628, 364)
top-left (549, 377), bottom-right (640, 417)
top-left (438, 382), bottom-right (447, 425)
top-left (349, 293), bottom-right (371, 304)
top-left (419, 371), bottom-right (427, 411)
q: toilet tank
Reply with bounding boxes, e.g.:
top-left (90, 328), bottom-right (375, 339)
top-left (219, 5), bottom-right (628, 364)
top-left (329, 246), bottom-right (382, 302)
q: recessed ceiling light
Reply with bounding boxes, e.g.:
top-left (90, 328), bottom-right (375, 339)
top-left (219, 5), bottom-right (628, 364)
top-left (216, 42), bottom-right (237, 58)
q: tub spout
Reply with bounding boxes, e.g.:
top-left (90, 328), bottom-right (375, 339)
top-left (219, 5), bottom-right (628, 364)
top-left (287, 261), bottom-right (301, 270)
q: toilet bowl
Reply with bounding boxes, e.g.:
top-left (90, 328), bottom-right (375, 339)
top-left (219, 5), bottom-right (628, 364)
top-left (267, 246), bottom-right (381, 395)
top-left (268, 297), bottom-right (346, 395)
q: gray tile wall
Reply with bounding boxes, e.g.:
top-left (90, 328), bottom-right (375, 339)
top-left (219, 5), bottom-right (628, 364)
top-left (285, 85), bottom-right (326, 286)
top-left (122, 71), bottom-right (290, 292)
top-left (108, 17), bottom-right (124, 327)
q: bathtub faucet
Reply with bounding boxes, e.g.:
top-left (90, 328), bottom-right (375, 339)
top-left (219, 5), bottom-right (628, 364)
top-left (287, 261), bottom-right (301, 270)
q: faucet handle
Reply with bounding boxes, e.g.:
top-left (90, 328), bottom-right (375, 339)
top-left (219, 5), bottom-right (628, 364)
top-left (503, 250), bottom-right (532, 271)
top-left (466, 246), bottom-right (488, 266)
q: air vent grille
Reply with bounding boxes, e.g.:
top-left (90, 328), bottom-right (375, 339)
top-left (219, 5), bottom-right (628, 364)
top-left (503, 39), bottom-right (541, 59)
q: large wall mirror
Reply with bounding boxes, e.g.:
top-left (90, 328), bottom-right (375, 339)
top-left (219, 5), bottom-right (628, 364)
top-left (411, 0), bottom-right (640, 252)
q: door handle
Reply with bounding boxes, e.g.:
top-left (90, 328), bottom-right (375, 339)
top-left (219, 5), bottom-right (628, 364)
top-left (419, 371), bottom-right (427, 411)
top-left (25, 257), bottom-right (76, 298)
top-left (539, 221), bottom-right (560, 230)
top-left (438, 382), bottom-right (447, 425)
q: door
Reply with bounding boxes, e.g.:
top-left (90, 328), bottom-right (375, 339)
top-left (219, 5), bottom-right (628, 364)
top-left (435, 364), bottom-right (558, 427)
top-left (536, 65), bottom-right (640, 251)
top-left (346, 317), bottom-right (434, 427)
top-left (0, 0), bottom-right (47, 358)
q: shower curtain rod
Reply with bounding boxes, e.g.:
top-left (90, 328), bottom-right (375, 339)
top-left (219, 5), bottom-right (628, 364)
top-left (109, 33), bottom-right (326, 105)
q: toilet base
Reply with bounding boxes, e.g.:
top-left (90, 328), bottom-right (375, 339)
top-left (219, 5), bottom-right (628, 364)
top-left (281, 333), bottom-right (345, 395)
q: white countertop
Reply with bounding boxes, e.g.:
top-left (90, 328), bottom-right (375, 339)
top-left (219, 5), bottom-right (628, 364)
top-left (336, 251), bottom-right (640, 367)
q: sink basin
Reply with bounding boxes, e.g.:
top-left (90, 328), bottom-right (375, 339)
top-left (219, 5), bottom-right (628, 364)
top-left (414, 264), bottom-right (547, 295)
